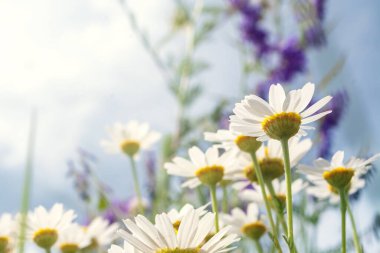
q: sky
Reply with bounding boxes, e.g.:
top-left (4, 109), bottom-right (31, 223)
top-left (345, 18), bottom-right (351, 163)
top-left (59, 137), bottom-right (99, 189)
top-left (0, 0), bottom-right (380, 251)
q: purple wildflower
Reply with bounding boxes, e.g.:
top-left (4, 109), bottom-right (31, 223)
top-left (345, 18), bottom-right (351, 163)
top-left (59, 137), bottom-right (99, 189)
top-left (103, 199), bottom-right (132, 223)
top-left (314, 0), bottom-right (327, 21)
top-left (318, 90), bottom-right (348, 158)
top-left (270, 38), bottom-right (306, 83)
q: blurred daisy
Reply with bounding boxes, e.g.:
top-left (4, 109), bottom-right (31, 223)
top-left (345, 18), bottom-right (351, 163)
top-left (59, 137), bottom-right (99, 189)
top-left (167, 203), bottom-right (209, 231)
top-left (118, 206), bottom-right (240, 253)
top-left (0, 213), bottom-right (17, 253)
top-left (108, 242), bottom-right (141, 253)
top-left (84, 217), bottom-right (118, 249)
top-left (204, 129), bottom-right (240, 152)
top-left (221, 203), bottom-right (266, 241)
top-left (165, 146), bottom-right (239, 188)
top-left (204, 129), bottom-right (262, 155)
top-left (27, 204), bottom-right (76, 251)
top-left (56, 223), bottom-right (89, 253)
top-left (240, 179), bottom-right (307, 210)
top-left (306, 175), bottom-right (365, 204)
top-left (230, 83), bottom-right (332, 141)
top-left (101, 121), bottom-right (161, 157)
top-left (298, 150), bottom-right (380, 190)
top-left (234, 138), bottom-right (312, 189)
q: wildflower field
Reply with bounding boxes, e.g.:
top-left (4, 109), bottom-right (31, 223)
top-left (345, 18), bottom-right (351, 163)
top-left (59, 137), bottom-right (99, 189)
top-left (0, 0), bottom-right (380, 253)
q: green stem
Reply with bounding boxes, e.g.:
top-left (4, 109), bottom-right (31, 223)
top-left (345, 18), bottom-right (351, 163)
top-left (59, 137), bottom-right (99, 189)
top-left (346, 198), bottom-right (362, 253)
top-left (280, 138), bottom-right (295, 252)
top-left (250, 152), bottom-right (282, 253)
top-left (209, 184), bottom-right (220, 232)
top-left (266, 180), bottom-right (288, 233)
top-left (18, 110), bottom-right (37, 253)
top-left (254, 240), bottom-right (264, 253)
top-left (129, 156), bottom-right (144, 213)
top-left (222, 184), bottom-right (228, 213)
top-left (339, 189), bottom-right (347, 253)
top-left (45, 249), bottom-right (51, 253)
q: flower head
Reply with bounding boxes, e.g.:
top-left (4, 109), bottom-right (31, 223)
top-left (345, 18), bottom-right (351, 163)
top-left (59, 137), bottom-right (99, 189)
top-left (221, 203), bottom-right (266, 241)
top-left (167, 204), bottom-right (209, 231)
top-left (298, 150), bottom-right (380, 191)
top-left (234, 137), bottom-right (311, 189)
top-left (0, 214), bottom-right (17, 253)
top-left (230, 83), bottom-right (332, 141)
top-left (56, 224), bottom-right (89, 253)
top-left (240, 179), bottom-right (307, 210)
top-left (165, 146), bottom-right (239, 188)
top-left (118, 205), bottom-right (240, 253)
top-left (27, 204), bottom-right (76, 250)
top-left (204, 130), bottom-right (261, 154)
top-left (101, 121), bottom-right (161, 157)
top-left (84, 217), bottom-right (118, 248)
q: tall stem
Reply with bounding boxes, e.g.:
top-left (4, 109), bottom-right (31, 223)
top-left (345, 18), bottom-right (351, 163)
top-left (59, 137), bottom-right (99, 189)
top-left (129, 156), bottom-right (144, 213)
top-left (222, 184), bottom-right (228, 213)
top-left (45, 249), bottom-right (51, 253)
top-left (254, 240), bottom-right (264, 253)
top-left (250, 153), bottom-right (282, 253)
top-left (209, 184), bottom-right (220, 232)
top-left (339, 189), bottom-right (347, 253)
top-left (346, 198), bottom-right (362, 253)
top-left (280, 138), bottom-right (295, 252)
top-left (266, 181), bottom-right (288, 233)
top-left (18, 110), bottom-right (37, 253)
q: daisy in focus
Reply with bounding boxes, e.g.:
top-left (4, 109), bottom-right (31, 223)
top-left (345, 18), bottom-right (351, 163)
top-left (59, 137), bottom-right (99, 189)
top-left (101, 121), bottom-right (161, 158)
top-left (298, 150), bottom-right (380, 195)
top-left (233, 138), bottom-right (312, 190)
top-left (83, 217), bottom-right (118, 250)
top-left (117, 206), bottom-right (240, 253)
top-left (230, 83), bottom-right (332, 141)
top-left (27, 203), bottom-right (76, 251)
top-left (164, 146), bottom-right (239, 188)
top-left (221, 203), bottom-right (267, 242)
top-left (0, 213), bottom-right (17, 253)
top-left (56, 224), bottom-right (89, 253)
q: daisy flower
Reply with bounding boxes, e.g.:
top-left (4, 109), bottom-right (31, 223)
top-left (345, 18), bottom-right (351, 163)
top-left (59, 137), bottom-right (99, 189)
top-left (233, 137), bottom-right (312, 189)
top-left (204, 129), bottom-right (262, 155)
top-left (101, 121), bottom-right (161, 157)
top-left (298, 150), bottom-right (380, 190)
top-left (221, 203), bottom-right (266, 241)
top-left (164, 146), bottom-right (239, 188)
top-left (84, 217), bottom-right (118, 249)
top-left (56, 223), bottom-right (89, 253)
top-left (117, 206), bottom-right (240, 253)
top-left (167, 203), bottom-right (209, 231)
top-left (0, 213), bottom-right (17, 253)
top-left (230, 82), bottom-right (332, 141)
top-left (27, 203), bottom-right (76, 250)
top-left (306, 175), bottom-right (365, 204)
top-left (108, 242), bottom-right (141, 253)
top-left (240, 179), bottom-right (307, 210)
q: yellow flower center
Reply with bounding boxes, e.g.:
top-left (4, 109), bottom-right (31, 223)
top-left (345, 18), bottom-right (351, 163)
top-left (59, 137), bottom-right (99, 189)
top-left (243, 158), bottom-right (284, 182)
top-left (156, 249), bottom-right (200, 253)
top-left (33, 228), bottom-right (58, 250)
top-left (0, 237), bottom-right (9, 252)
top-left (323, 167), bottom-right (354, 190)
top-left (262, 112), bottom-right (301, 140)
top-left (195, 165), bottom-right (224, 186)
top-left (173, 220), bottom-right (181, 232)
top-left (60, 243), bottom-right (79, 253)
top-left (120, 140), bottom-right (140, 157)
top-left (234, 135), bottom-right (262, 153)
top-left (241, 221), bottom-right (267, 240)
